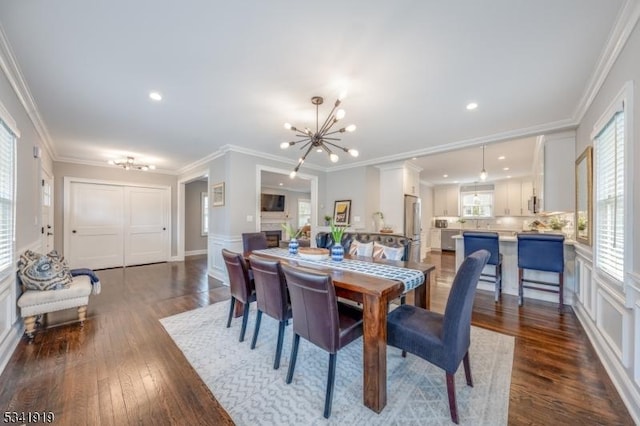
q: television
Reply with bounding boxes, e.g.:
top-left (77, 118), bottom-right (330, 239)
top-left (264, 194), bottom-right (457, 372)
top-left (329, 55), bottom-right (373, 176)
top-left (261, 194), bottom-right (285, 212)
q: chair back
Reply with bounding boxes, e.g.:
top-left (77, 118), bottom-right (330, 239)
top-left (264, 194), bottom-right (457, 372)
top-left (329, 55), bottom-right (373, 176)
top-left (249, 255), bottom-right (289, 321)
top-left (442, 250), bottom-right (490, 358)
top-left (463, 231), bottom-right (500, 266)
top-left (281, 264), bottom-right (340, 353)
top-left (221, 249), bottom-right (253, 303)
top-left (517, 233), bottom-right (565, 273)
top-left (242, 232), bottom-right (268, 252)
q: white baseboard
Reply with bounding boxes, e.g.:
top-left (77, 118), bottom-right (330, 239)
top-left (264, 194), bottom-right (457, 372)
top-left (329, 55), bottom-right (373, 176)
top-left (185, 249), bottom-right (207, 257)
top-left (574, 303), bottom-right (640, 423)
top-left (0, 321), bottom-right (22, 376)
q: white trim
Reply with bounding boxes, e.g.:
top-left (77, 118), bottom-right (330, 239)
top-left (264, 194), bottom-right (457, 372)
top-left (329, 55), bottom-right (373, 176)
top-left (575, 303), bottom-right (640, 424)
top-left (573, 0), bottom-right (640, 124)
top-left (176, 168), bottom-right (209, 264)
top-left (596, 283), bottom-right (632, 367)
top-left (0, 25), bottom-right (53, 157)
top-left (0, 99), bottom-right (19, 137)
top-left (185, 249), bottom-right (207, 257)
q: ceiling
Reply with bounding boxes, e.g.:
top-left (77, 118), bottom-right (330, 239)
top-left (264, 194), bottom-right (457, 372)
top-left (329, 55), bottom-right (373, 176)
top-left (0, 1), bottom-right (629, 175)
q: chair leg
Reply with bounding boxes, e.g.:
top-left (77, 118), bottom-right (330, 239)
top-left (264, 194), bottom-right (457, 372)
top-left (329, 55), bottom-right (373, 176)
top-left (324, 353), bottom-right (337, 419)
top-left (463, 352), bottom-right (473, 387)
top-left (286, 334), bottom-right (300, 384)
top-left (558, 272), bottom-right (564, 313)
top-left (494, 264), bottom-right (502, 302)
top-left (518, 268), bottom-right (524, 307)
top-left (239, 302), bottom-right (250, 342)
top-left (400, 295), bottom-right (406, 305)
top-left (226, 297), bottom-right (236, 328)
top-left (24, 316), bottom-right (37, 341)
top-left (446, 372), bottom-right (459, 424)
top-left (274, 320), bottom-right (286, 369)
top-left (250, 310), bottom-right (262, 349)
top-left (78, 305), bottom-right (87, 326)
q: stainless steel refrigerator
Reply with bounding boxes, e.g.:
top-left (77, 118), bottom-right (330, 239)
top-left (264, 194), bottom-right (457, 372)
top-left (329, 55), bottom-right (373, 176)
top-left (404, 195), bottom-right (422, 262)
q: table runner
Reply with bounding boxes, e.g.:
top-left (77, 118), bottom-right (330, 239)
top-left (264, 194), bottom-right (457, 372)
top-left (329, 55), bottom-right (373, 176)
top-left (252, 248), bottom-right (425, 293)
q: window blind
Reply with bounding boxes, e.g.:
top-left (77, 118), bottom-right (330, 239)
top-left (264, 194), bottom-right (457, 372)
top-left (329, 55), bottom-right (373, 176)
top-left (0, 120), bottom-right (16, 279)
top-left (595, 110), bottom-right (624, 282)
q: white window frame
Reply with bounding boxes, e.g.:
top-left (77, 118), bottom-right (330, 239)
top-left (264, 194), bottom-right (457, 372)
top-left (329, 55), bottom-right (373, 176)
top-left (201, 192), bottom-right (209, 236)
top-left (298, 198), bottom-right (311, 228)
top-left (460, 190), bottom-right (493, 218)
top-left (0, 102), bottom-right (18, 283)
top-left (591, 81), bottom-right (634, 290)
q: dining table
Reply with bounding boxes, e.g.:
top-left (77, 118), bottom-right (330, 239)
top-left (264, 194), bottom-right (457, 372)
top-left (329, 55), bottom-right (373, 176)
top-left (245, 247), bottom-right (436, 414)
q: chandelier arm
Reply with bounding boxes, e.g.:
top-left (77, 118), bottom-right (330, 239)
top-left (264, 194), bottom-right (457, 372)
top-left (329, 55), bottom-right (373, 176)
top-left (323, 141), bottom-right (350, 152)
top-left (299, 143), bottom-right (315, 163)
top-left (289, 138), bottom-right (312, 145)
top-left (318, 103), bottom-right (340, 134)
top-left (321, 137), bottom-right (343, 142)
top-left (298, 141), bottom-right (312, 150)
top-left (321, 144), bottom-right (334, 157)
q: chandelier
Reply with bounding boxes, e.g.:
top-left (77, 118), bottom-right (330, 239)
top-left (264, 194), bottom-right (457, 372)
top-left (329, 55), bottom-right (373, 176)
top-left (280, 95), bottom-right (358, 178)
top-left (108, 156), bottom-right (156, 171)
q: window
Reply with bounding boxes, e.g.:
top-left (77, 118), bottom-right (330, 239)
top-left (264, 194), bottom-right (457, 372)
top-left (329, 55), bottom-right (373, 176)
top-left (594, 83), bottom-right (632, 285)
top-left (0, 119), bottom-right (16, 280)
top-left (201, 192), bottom-right (209, 236)
top-left (298, 199), bottom-right (311, 228)
top-left (460, 191), bottom-right (493, 218)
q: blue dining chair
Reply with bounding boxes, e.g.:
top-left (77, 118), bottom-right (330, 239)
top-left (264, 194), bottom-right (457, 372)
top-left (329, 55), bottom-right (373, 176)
top-left (463, 231), bottom-right (502, 302)
top-left (517, 233), bottom-right (565, 311)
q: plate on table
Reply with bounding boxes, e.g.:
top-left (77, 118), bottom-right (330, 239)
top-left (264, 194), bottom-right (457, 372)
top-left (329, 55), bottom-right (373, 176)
top-left (298, 247), bottom-right (329, 260)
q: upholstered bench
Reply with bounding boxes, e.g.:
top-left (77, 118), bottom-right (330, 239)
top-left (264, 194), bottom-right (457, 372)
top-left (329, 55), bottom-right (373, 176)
top-left (17, 275), bottom-right (93, 340)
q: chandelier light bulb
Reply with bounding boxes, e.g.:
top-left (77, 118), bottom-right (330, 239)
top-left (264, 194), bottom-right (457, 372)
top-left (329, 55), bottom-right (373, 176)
top-left (348, 149), bottom-right (359, 157)
top-left (330, 153), bottom-right (339, 163)
top-left (335, 109), bottom-right (346, 120)
top-left (108, 160), bottom-right (115, 165)
top-left (316, 148), bottom-right (323, 153)
top-left (345, 124), bottom-right (356, 132)
top-left (284, 122), bottom-right (292, 130)
top-left (289, 170), bottom-right (297, 179)
top-left (280, 142), bottom-right (290, 149)
top-left (338, 90), bottom-right (348, 101)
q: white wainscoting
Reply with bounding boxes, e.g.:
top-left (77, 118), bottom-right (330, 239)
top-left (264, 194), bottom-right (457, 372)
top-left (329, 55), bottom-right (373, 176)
top-left (573, 243), bottom-right (640, 423)
top-left (208, 233), bottom-right (242, 284)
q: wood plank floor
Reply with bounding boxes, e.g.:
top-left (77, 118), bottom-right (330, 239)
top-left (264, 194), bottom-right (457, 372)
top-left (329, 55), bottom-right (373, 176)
top-left (0, 252), bottom-right (633, 425)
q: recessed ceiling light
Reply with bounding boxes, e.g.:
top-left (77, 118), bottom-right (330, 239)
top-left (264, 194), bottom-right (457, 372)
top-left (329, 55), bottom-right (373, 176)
top-left (149, 91), bottom-right (162, 101)
top-left (279, 182), bottom-right (283, 186)
top-left (507, 175), bottom-right (512, 179)
top-left (498, 156), bottom-right (505, 160)
top-left (412, 157), bottom-right (417, 160)
top-left (453, 180), bottom-right (459, 183)
top-left (503, 167), bottom-right (510, 171)
top-left (443, 174), bottom-right (448, 178)
top-left (466, 102), bottom-right (478, 110)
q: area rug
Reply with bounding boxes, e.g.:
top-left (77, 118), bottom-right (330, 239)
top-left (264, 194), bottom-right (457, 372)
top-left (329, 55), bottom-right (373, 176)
top-left (160, 302), bottom-right (514, 425)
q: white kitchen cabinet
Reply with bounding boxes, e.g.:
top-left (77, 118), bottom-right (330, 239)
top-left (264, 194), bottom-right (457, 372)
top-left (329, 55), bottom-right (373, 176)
top-left (520, 178), bottom-right (533, 215)
top-left (434, 185), bottom-right (459, 217)
top-left (430, 228), bottom-right (441, 249)
top-left (532, 132), bottom-right (575, 212)
top-left (494, 179), bottom-right (522, 216)
top-left (403, 163), bottom-right (421, 195)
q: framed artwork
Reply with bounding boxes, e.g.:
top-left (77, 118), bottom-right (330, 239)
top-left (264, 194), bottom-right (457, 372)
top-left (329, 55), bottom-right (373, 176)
top-left (333, 200), bottom-right (351, 226)
top-left (212, 182), bottom-right (225, 207)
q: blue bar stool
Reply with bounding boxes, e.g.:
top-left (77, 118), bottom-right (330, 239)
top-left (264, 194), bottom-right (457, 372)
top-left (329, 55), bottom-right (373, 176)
top-left (517, 233), bottom-right (565, 311)
top-left (463, 232), bottom-right (503, 302)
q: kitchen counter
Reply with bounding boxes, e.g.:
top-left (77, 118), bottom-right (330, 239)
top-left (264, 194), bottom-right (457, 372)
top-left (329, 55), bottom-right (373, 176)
top-left (454, 233), bottom-right (575, 304)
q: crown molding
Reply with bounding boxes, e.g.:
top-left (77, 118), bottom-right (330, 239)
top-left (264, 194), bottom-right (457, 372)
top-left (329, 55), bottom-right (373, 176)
top-left (573, 0), bottom-right (640, 123)
top-left (0, 23), bottom-right (57, 160)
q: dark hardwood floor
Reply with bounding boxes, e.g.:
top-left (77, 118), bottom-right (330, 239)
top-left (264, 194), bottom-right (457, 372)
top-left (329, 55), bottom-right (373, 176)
top-left (0, 252), bottom-right (633, 425)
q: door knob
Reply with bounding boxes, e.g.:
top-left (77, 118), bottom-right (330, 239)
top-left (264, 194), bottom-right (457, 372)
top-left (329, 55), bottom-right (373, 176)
top-left (47, 232), bottom-right (53, 236)
top-left (163, 227), bottom-right (166, 231)
top-left (72, 230), bottom-right (77, 233)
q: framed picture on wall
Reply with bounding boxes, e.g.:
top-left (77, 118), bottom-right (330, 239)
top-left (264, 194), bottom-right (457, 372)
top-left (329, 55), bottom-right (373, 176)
top-left (212, 182), bottom-right (225, 207)
top-left (333, 200), bottom-right (351, 226)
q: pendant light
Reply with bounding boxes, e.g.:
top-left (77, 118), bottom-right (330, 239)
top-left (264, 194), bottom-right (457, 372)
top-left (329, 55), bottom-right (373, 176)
top-left (480, 145), bottom-right (487, 181)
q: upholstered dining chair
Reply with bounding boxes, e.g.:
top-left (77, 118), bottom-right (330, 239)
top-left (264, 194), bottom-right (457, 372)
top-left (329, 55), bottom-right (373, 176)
top-left (242, 232), bottom-right (268, 252)
top-left (463, 231), bottom-right (503, 302)
top-left (281, 263), bottom-right (364, 419)
top-left (247, 255), bottom-right (292, 369)
top-left (221, 249), bottom-right (256, 342)
top-left (386, 249), bottom-right (490, 424)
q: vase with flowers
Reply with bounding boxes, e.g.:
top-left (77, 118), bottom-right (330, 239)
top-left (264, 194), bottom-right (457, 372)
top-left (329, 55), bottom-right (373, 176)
top-left (373, 211), bottom-right (384, 232)
top-left (330, 220), bottom-right (347, 261)
top-left (281, 223), bottom-right (302, 255)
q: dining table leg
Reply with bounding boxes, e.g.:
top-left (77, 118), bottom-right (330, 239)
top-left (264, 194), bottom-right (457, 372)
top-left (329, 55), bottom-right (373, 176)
top-left (413, 270), bottom-right (432, 310)
top-left (362, 292), bottom-right (387, 413)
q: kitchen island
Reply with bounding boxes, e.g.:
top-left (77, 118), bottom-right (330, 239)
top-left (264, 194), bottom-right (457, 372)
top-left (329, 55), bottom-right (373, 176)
top-left (453, 233), bottom-right (576, 305)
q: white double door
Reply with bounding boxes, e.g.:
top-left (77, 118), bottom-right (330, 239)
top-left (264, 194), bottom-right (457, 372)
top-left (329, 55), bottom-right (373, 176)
top-left (66, 182), bottom-right (170, 269)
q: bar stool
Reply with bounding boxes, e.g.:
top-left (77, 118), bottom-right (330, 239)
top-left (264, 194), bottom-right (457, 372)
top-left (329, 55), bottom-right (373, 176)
top-left (517, 233), bottom-right (565, 311)
top-left (463, 232), bottom-right (503, 302)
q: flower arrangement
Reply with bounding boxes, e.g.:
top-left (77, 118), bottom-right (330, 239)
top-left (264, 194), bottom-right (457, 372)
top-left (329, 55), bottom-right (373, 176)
top-left (549, 216), bottom-right (568, 231)
top-left (323, 214), bottom-right (332, 225)
top-left (330, 220), bottom-right (347, 245)
top-left (373, 211), bottom-right (384, 219)
top-left (281, 223), bottom-right (301, 239)
top-left (577, 216), bottom-right (587, 231)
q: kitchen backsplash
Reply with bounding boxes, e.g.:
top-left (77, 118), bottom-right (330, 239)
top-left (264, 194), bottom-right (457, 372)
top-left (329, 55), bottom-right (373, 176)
top-left (433, 212), bottom-right (575, 238)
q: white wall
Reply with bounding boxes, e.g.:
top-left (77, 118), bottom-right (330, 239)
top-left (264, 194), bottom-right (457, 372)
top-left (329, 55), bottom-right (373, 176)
top-left (185, 180), bottom-right (207, 253)
top-left (573, 17), bottom-right (640, 423)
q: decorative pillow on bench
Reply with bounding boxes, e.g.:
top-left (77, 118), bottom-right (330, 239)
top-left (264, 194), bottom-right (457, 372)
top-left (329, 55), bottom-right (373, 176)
top-left (373, 241), bottom-right (404, 261)
top-left (17, 250), bottom-right (73, 291)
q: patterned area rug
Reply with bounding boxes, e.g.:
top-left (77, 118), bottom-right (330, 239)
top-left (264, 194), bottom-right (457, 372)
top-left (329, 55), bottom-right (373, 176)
top-left (160, 302), bottom-right (514, 425)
